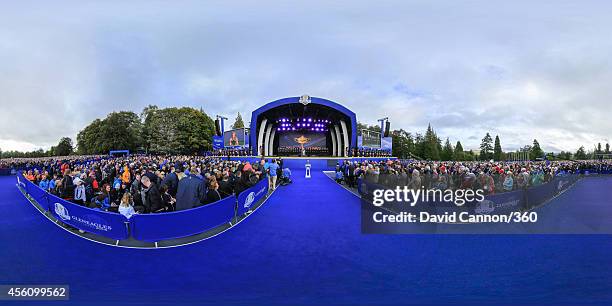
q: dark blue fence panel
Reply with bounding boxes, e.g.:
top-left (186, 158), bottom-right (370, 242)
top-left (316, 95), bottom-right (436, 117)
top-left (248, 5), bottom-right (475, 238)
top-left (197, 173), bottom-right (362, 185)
top-left (16, 173), bottom-right (28, 193)
top-left (236, 179), bottom-right (268, 216)
top-left (46, 193), bottom-right (129, 240)
top-left (130, 195), bottom-right (236, 242)
top-left (525, 181), bottom-right (556, 208)
top-left (24, 179), bottom-right (50, 211)
top-left (0, 168), bottom-right (11, 176)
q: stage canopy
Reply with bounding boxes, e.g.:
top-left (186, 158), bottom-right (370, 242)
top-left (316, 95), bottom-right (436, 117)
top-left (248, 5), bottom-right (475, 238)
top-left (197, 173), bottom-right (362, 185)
top-left (249, 96), bottom-right (357, 157)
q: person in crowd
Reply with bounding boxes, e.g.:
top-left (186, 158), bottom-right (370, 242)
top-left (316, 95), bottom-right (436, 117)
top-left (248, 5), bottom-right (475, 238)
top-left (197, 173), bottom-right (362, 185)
top-left (161, 163), bottom-right (182, 197)
top-left (140, 175), bottom-right (163, 213)
top-left (118, 192), bottom-right (137, 219)
top-left (73, 177), bottom-right (87, 205)
top-left (175, 166), bottom-right (205, 211)
top-left (159, 184), bottom-right (176, 212)
top-left (39, 174), bottom-right (50, 191)
top-left (218, 172), bottom-right (233, 198)
top-left (60, 169), bottom-right (74, 200)
top-left (335, 166), bottom-right (344, 183)
top-left (266, 159), bottom-right (279, 191)
top-left (503, 171), bottom-right (514, 192)
top-left (205, 179), bottom-right (221, 204)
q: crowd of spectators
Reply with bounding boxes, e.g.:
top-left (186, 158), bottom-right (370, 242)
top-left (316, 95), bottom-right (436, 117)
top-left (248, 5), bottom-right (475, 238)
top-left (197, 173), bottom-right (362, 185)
top-left (335, 159), bottom-right (612, 195)
top-left (15, 155), bottom-right (284, 219)
top-left (353, 148), bottom-right (392, 157)
top-left (277, 146), bottom-right (329, 156)
top-left (206, 148), bottom-right (250, 156)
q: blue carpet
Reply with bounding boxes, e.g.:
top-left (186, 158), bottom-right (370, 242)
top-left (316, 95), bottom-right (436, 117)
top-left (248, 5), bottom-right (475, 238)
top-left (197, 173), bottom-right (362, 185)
top-left (0, 173), bottom-right (611, 305)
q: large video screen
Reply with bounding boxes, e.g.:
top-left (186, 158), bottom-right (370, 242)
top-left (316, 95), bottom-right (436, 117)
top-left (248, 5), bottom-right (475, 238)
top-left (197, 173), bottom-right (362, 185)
top-left (223, 128), bottom-right (246, 147)
top-left (361, 129), bottom-right (381, 148)
top-left (278, 131), bottom-right (327, 149)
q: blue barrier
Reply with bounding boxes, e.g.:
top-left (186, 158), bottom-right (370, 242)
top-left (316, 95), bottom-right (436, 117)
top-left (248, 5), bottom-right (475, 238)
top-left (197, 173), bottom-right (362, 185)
top-left (474, 189), bottom-right (526, 215)
top-left (130, 195), bottom-right (236, 242)
top-left (0, 168), bottom-right (11, 176)
top-left (16, 173), bottom-right (28, 193)
top-left (46, 192), bottom-right (130, 240)
top-left (24, 177), bottom-right (50, 211)
top-left (525, 181), bottom-right (556, 209)
top-left (236, 179), bottom-right (269, 216)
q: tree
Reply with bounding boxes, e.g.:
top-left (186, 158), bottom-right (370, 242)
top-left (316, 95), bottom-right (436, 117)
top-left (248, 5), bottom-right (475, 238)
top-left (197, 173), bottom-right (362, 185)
top-left (530, 139), bottom-right (544, 160)
top-left (454, 141), bottom-right (464, 161)
top-left (606, 143), bottom-right (610, 154)
top-left (77, 112), bottom-right (143, 154)
top-left (391, 129), bottom-right (415, 159)
top-left (493, 135), bottom-right (503, 161)
top-left (557, 151), bottom-right (573, 160)
top-left (596, 143), bottom-right (602, 154)
top-left (441, 138), bottom-right (454, 161)
top-left (479, 133), bottom-right (493, 161)
top-left (422, 124), bottom-right (440, 160)
top-left (144, 107), bottom-right (215, 154)
top-left (232, 112), bottom-right (245, 129)
top-left (575, 146), bottom-right (587, 160)
top-left (54, 137), bottom-right (73, 156)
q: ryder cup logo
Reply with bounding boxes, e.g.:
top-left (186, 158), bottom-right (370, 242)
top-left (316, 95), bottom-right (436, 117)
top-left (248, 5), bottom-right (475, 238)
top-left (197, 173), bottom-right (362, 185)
top-left (54, 202), bottom-right (71, 221)
top-left (299, 94), bottom-right (311, 105)
top-left (244, 192), bottom-right (255, 208)
top-left (475, 200), bottom-right (495, 214)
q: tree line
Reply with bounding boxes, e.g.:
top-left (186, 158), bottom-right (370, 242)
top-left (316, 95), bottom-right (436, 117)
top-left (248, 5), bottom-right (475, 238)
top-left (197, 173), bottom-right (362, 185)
top-left (0, 106), bottom-right (215, 158)
top-left (77, 105), bottom-right (215, 155)
top-left (1, 111), bottom-right (609, 161)
top-left (387, 123), bottom-right (610, 161)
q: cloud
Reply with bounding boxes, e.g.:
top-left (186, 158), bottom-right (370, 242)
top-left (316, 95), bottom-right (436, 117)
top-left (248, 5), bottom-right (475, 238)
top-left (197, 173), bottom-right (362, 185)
top-left (1, 0), bottom-right (610, 153)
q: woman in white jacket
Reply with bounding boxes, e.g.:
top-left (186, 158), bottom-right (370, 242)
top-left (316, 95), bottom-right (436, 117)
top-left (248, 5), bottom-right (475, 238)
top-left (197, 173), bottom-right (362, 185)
top-left (118, 193), bottom-right (136, 219)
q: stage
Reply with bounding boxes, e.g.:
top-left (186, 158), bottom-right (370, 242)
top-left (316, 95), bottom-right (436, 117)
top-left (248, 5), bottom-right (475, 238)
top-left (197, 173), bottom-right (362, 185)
top-left (214, 95), bottom-right (393, 160)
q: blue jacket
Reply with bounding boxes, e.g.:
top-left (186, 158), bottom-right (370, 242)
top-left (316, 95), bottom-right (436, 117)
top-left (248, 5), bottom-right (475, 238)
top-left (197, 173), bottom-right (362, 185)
top-left (175, 174), bottom-right (204, 211)
top-left (39, 179), bottom-right (49, 191)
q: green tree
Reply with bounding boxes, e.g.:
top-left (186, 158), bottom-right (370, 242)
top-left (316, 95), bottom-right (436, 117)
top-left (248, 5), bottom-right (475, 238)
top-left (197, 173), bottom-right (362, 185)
top-left (391, 129), bottom-right (415, 159)
top-left (530, 139), bottom-right (544, 160)
top-left (479, 133), bottom-right (493, 160)
top-left (606, 143), bottom-right (610, 154)
top-left (441, 138), bottom-right (454, 161)
top-left (232, 112), bottom-right (245, 129)
top-left (422, 124), bottom-right (440, 160)
top-left (54, 137), bottom-right (73, 156)
top-left (77, 112), bottom-right (143, 154)
top-left (493, 135), bottom-right (503, 161)
top-left (454, 141), bottom-right (464, 161)
top-left (575, 146), bottom-right (587, 160)
top-left (596, 143), bottom-right (602, 154)
top-left (144, 107), bottom-right (215, 154)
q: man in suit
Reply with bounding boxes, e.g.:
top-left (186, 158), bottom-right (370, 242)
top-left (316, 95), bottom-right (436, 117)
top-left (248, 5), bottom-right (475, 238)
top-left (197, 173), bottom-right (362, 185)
top-left (175, 166), bottom-right (205, 211)
top-left (140, 175), bottom-right (163, 213)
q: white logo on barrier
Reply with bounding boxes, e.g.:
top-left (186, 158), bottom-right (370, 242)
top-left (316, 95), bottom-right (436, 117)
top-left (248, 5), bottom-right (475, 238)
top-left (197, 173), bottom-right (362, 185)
top-left (244, 192), bottom-right (255, 208)
top-left (475, 200), bottom-right (495, 214)
top-left (54, 202), bottom-right (71, 221)
top-left (557, 180), bottom-right (568, 191)
top-left (244, 186), bottom-right (267, 208)
top-left (17, 176), bottom-right (26, 189)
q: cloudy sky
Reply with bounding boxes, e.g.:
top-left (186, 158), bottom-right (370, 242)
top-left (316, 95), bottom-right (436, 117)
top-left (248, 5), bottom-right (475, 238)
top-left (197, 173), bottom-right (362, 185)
top-left (1, 0), bottom-right (611, 153)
